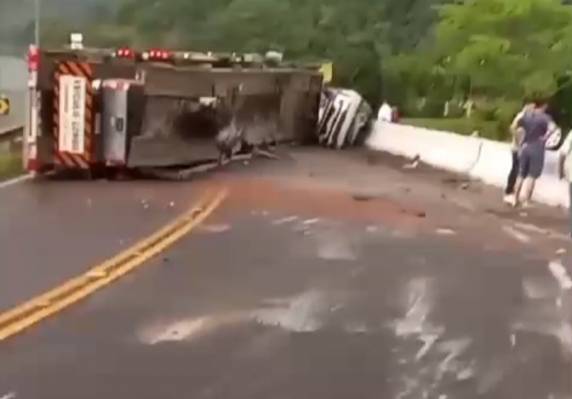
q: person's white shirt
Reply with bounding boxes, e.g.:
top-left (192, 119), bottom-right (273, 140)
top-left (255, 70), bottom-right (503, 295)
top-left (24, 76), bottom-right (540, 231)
top-left (378, 102), bottom-right (393, 122)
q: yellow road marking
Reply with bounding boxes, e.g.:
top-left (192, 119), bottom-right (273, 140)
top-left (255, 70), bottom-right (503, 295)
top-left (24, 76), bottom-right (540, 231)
top-left (0, 187), bottom-right (228, 342)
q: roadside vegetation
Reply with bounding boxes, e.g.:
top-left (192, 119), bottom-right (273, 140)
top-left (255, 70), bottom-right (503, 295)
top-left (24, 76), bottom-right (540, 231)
top-left (0, 151), bottom-right (22, 181)
top-left (402, 118), bottom-right (502, 140)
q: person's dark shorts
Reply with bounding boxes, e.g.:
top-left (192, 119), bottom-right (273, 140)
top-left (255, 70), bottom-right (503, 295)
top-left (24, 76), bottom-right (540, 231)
top-left (519, 142), bottom-right (545, 179)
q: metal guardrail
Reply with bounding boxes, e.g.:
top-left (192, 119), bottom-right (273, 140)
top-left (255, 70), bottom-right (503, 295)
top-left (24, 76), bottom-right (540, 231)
top-left (0, 89), bottom-right (25, 142)
top-left (0, 125), bottom-right (23, 153)
top-left (0, 56), bottom-right (26, 152)
top-left (0, 124), bottom-right (23, 137)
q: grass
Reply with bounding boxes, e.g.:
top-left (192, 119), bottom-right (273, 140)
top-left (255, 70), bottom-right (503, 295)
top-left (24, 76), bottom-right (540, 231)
top-left (0, 151), bottom-right (23, 181)
top-left (402, 117), bottom-right (506, 141)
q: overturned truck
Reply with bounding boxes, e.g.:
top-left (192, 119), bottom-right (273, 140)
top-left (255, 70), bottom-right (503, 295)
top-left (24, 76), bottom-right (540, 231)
top-left (24, 45), bottom-right (371, 177)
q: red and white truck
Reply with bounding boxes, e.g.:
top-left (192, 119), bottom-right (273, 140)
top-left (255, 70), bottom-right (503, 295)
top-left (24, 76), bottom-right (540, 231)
top-left (24, 41), bottom-right (324, 176)
top-left (23, 37), bottom-right (372, 178)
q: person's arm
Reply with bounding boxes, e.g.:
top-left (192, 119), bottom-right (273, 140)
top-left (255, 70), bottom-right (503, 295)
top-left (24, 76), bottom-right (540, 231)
top-left (512, 112), bottom-right (528, 143)
top-left (509, 115), bottom-right (524, 146)
top-left (510, 112), bottom-right (523, 132)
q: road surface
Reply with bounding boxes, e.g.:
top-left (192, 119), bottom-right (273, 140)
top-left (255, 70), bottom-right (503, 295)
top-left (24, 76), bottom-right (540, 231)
top-left (0, 148), bottom-right (571, 399)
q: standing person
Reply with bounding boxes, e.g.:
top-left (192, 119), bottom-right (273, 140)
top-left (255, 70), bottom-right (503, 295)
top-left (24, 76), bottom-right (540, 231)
top-left (504, 102), bottom-right (535, 204)
top-left (391, 106), bottom-right (400, 123)
top-left (378, 101), bottom-right (393, 122)
top-left (558, 130), bottom-right (572, 237)
top-left (512, 100), bottom-right (552, 207)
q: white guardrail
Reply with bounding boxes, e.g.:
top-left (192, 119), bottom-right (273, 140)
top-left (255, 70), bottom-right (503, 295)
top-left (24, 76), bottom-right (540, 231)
top-left (366, 121), bottom-right (569, 208)
top-left (0, 124), bottom-right (23, 136)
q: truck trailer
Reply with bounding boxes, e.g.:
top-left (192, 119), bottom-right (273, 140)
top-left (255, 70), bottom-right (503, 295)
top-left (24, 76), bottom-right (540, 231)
top-left (24, 43), bottom-right (324, 176)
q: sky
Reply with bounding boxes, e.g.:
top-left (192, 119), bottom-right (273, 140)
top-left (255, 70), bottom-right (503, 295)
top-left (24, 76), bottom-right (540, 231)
top-left (0, 0), bottom-right (114, 54)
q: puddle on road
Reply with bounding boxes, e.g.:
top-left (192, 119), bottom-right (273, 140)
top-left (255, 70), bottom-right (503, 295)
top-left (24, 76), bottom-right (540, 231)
top-left (271, 215), bottom-right (299, 225)
top-left (252, 290), bottom-right (330, 333)
top-left (513, 259), bottom-right (572, 357)
top-left (314, 229), bottom-right (357, 261)
top-left (137, 313), bottom-right (243, 345)
top-left (139, 318), bottom-right (210, 344)
top-left (389, 278), bottom-right (476, 399)
top-left (502, 225), bottom-right (531, 244)
top-left (137, 289), bottom-right (372, 344)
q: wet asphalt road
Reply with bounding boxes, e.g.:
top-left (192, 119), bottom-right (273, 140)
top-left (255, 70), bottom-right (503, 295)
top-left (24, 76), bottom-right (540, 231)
top-left (0, 178), bottom-right (205, 312)
top-left (0, 149), bottom-right (571, 399)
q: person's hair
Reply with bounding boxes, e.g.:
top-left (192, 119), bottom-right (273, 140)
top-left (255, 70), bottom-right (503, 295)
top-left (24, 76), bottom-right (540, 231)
top-left (534, 98), bottom-right (548, 108)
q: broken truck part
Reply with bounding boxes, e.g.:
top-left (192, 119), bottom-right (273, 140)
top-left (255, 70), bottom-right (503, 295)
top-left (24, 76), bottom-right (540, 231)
top-left (318, 88), bottom-right (373, 149)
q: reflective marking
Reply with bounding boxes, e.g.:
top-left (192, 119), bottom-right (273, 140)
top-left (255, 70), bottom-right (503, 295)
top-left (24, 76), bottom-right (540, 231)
top-left (0, 174), bottom-right (32, 189)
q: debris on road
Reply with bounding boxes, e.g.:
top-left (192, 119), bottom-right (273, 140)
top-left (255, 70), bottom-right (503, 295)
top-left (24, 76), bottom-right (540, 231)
top-left (352, 193), bottom-right (378, 202)
top-left (403, 155), bottom-right (420, 170)
top-left (272, 216), bottom-right (299, 225)
top-left (548, 260), bottom-right (572, 290)
top-left (436, 228), bottom-right (456, 236)
top-left (442, 177), bottom-right (473, 191)
top-left (400, 208), bottom-right (427, 219)
top-left (254, 147), bottom-right (280, 160)
top-left (366, 225), bottom-right (380, 233)
top-left (502, 225), bottom-right (531, 243)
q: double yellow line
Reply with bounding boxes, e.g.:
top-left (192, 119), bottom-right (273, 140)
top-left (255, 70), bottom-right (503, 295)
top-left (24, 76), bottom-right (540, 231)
top-left (0, 188), bottom-right (227, 342)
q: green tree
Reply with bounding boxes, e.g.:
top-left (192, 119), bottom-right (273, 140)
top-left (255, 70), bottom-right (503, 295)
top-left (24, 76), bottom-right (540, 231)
top-left (38, 0), bottom-right (474, 106)
top-left (435, 0), bottom-right (572, 100)
top-left (111, 0), bottom-right (389, 104)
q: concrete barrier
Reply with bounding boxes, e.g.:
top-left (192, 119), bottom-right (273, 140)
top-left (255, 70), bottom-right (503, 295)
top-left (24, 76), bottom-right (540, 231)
top-left (534, 152), bottom-right (569, 207)
top-left (468, 139), bottom-right (511, 187)
top-left (368, 121), bottom-right (482, 174)
top-left (367, 121), bottom-right (570, 208)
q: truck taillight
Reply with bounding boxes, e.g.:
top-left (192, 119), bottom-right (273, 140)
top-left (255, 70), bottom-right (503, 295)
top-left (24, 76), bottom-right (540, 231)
top-left (145, 49), bottom-right (172, 61)
top-left (28, 45), bottom-right (39, 72)
top-left (115, 48), bottom-right (135, 59)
